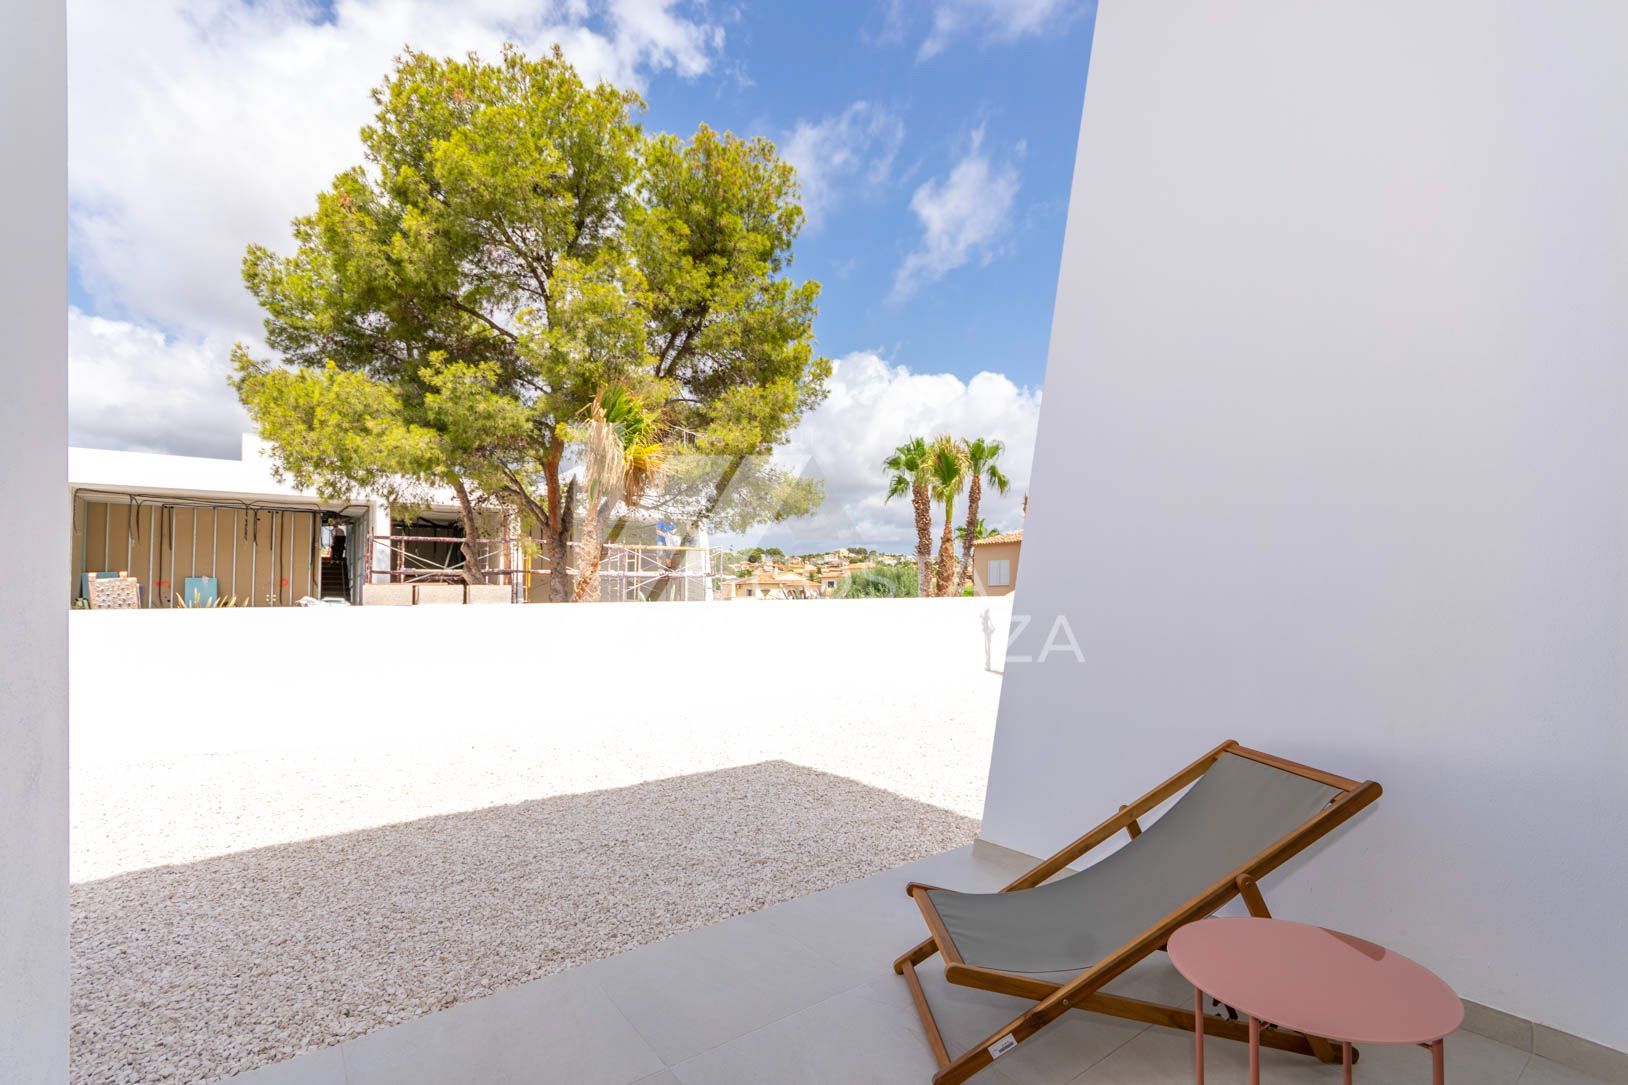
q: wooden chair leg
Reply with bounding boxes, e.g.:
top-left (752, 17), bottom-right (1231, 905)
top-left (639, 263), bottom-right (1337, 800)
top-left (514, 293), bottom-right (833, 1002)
top-left (929, 1004), bottom-right (1051, 1085)
top-left (900, 958), bottom-right (951, 1071)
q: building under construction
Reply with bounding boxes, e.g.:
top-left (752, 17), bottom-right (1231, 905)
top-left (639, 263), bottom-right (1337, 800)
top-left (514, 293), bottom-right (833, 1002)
top-left (69, 436), bottom-right (711, 608)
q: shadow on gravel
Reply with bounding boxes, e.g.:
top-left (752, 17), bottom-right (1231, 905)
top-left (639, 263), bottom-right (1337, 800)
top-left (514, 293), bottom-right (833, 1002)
top-left (70, 760), bottom-right (977, 1085)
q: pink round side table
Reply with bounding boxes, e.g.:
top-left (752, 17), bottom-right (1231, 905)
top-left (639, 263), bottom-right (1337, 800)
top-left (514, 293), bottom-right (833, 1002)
top-left (1168, 917), bottom-right (1463, 1085)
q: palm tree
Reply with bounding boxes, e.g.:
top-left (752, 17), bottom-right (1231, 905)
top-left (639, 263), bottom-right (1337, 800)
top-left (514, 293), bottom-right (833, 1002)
top-left (957, 437), bottom-right (1010, 590)
top-left (884, 437), bottom-right (934, 596)
top-left (573, 388), bottom-right (664, 602)
top-left (956, 518), bottom-right (998, 546)
top-left (927, 435), bottom-right (969, 596)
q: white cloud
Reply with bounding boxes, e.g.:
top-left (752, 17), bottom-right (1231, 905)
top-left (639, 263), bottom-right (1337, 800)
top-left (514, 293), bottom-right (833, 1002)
top-left (781, 101), bottom-right (905, 228)
top-left (66, 0), bottom-right (722, 455)
top-left (919, 0), bottom-right (1080, 59)
top-left (891, 129), bottom-right (1020, 301)
top-left (748, 351), bottom-right (1040, 552)
top-left (69, 309), bottom-right (250, 458)
top-left (67, 0), bottom-right (724, 340)
top-left (603, 0), bottom-right (725, 79)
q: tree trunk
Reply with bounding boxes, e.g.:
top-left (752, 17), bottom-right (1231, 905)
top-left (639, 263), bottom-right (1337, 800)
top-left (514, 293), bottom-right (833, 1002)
top-left (911, 480), bottom-right (934, 596)
top-left (449, 477), bottom-right (484, 587)
top-left (958, 475), bottom-right (982, 591)
top-left (542, 445), bottom-right (575, 602)
top-left (935, 496), bottom-right (958, 596)
top-left (573, 506), bottom-right (601, 602)
top-left (572, 494), bottom-right (617, 602)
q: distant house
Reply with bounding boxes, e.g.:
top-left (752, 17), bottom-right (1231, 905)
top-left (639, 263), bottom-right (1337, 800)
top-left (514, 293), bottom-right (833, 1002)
top-left (716, 563), bottom-right (820, 600)
top-left (816, 561), bottom-right (875, 595)
top-left (972, 530), bottom-right (1022, 597)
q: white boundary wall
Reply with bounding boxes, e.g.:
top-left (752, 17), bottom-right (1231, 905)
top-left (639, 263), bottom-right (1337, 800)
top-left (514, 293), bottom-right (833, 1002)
top-left (983, 0), bottom-right (1628, 1053)
top-left (71, 598), bottom-right (1012, 762)
top-left (0, 1), bottom-right (69, 1080)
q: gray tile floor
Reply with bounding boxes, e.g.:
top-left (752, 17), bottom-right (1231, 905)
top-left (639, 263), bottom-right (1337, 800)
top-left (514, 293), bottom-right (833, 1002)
top-left (222, 844), bottom-right (1609, 1085)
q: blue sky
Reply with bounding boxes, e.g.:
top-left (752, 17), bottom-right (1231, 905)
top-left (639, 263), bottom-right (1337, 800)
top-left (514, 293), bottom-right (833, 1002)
top-left (65, 0), bottom-right (1096, 549)
top-left (641, 2), bottom-right (1097, 391)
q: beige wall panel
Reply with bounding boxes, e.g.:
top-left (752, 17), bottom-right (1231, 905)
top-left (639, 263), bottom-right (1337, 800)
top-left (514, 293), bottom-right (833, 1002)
top-left (154, 506), bottom-right (174, 607)
top-left (83, 500), bottom-right (107, 574)
top-left (281, 511), bottom-right (296, 604)
top-left (169, 507), bottom-right (196, 606)
top-left (210, 509), bottom-right (239, 602)
top-left (257, 511), bottom-right (280, 607)
top-left (131, 506), bottom-right (156, 607)
top-left (232, 510), bottom-right (260, 605)
top-left (256, 510), bottom-right (275, 606)
top-left (300, 512), bottom-right (316, 602)
top-left (240, 510), bottom-right (268, 607)
top-left (70, 499), bottom-right (84, 600)
top-left (105, 502), bottom-right (130, 575)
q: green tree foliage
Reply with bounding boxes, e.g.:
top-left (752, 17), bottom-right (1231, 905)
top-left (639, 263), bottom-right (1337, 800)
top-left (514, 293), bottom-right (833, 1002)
top-left (234, 46), bottom-right (829, 599)
top-left (956, 518), bottom-right (999, 544)
top-left (834, 563), bottom-right (919, 599)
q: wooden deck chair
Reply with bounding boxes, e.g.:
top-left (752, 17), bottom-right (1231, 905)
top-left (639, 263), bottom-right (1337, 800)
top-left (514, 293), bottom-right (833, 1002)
top-left (893, 739), bottom-right (1381, 1085)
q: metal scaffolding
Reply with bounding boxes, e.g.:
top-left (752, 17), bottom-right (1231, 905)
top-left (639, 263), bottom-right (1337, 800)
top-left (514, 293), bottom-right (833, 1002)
top-left (366, 535), bottom-right (712, 602)
top-left (586, 543), bottom-right (711, 602)
top-left (369, 533), bottom-right (521, 584)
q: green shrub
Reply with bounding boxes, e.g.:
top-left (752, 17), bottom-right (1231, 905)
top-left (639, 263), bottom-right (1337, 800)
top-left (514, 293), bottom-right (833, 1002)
top-left (834, 564), bottom-right (918, 599)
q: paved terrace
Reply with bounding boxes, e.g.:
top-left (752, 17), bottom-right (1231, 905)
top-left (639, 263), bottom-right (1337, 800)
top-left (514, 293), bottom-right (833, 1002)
top-left (224, 841), bottom-right (1602, 1085)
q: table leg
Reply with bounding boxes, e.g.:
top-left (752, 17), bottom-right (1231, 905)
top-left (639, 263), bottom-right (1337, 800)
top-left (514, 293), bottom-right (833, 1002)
top-left (1193, 987), bottom-right (1204, 1085)
top-left (1249, 1016), bottom-right (1260, 1085)
top-left (1431, 1038), bottom-right (1444, 1085)
top-left (1342, 1041), bottom-right (1352, 1085)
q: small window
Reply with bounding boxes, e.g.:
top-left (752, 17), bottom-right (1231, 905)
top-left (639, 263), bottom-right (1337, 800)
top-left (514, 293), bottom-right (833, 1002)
top-left (987, 559), bottom-right (1011, 587)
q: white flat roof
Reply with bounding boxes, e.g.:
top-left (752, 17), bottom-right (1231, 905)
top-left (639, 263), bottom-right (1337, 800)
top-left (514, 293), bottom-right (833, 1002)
top-left (70, 435), bottom-right (321, 505)
top-left (69, 434), bottom-right (455, 511)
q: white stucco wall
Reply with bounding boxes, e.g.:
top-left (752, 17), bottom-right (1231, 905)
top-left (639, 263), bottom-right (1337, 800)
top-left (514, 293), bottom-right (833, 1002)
top-left (983, 0), bottom-right (1628, 1053)
top-left (71, 597), bottom-right (1012, 763)
top-left (0, 1), bottom-right (69, 1081)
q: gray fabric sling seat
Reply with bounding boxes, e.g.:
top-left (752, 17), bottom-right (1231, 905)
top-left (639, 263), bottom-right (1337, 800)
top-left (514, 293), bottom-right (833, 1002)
top-left (927, 754), bottom-right (1339, 979)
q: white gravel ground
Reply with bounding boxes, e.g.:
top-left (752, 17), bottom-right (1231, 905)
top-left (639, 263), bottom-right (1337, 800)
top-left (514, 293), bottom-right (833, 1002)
top-left (70, 600), bottom-right (1008, 1085)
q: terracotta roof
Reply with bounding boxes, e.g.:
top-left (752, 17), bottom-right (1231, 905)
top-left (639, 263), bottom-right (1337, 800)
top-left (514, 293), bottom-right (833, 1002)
top-left (735, 572), bottom-right (817, 586)
top-left (974, 530), bottom-right (1023, 546)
